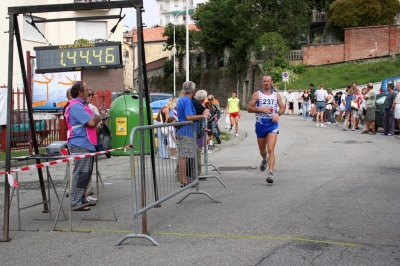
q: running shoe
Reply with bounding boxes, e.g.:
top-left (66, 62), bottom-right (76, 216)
top-left (266, 172), bottom-right (274, 183)
top-left (229, 128), bottom-right (232, 134)
top-left (320, 124), bottom-right (326, 128)
top-left (316, 124), bottom-right (320, 128)
top-left (335, 122), bottom-right (338, 127)
top-left (260, 159), bottom-right (267, 172)
top-left (235, 132), bottom-right (239, 137)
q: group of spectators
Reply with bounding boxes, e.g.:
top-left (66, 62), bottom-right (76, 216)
top-left (155, 82), bottom-right (222, 187)
top-left (290, 82), bottom-right (400, 136)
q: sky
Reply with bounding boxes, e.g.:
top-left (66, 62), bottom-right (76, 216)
top-left (123, 1), bottom-right (158, 29)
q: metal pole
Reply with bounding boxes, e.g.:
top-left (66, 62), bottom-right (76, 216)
top-left (2, 13), bottom-right (16, 243)
top-left (15, 15), bottom-right (49, 214)
top-left (173, 10), bottom-right (184, 96)
top-left (173, 23), bottom-right (176, 96)
top-left (185, 0), bottom-right (189, 81)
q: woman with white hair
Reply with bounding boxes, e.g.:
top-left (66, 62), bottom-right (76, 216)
top-left (155, 97), bottom-right (177, 159)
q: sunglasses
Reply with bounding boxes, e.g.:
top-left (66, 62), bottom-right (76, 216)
top-left (88, 93), bottom-right (94, 97)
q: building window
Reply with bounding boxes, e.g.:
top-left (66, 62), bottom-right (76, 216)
top-left (165, 16), bottom-right (170, 24)
top-left (76, 21), bottom-right (107, 41)
top-left (23, 15), bottom-right (46, 43)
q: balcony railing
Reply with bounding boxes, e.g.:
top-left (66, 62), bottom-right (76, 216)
top-left (311, 10), bottom-right (326, 23)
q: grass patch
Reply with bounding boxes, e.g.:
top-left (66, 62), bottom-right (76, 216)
top-left (0, 148), bottom-right (46, 161)
top-left (218, 132), bottom-right (230, 142)
top-left (283, 56), bottom-right (400, 90)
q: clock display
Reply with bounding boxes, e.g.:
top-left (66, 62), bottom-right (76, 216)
top-left (34, 42), bottom-right (123, 73)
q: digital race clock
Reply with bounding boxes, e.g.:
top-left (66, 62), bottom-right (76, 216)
top-left (34, 42), bottom-right (123, 73)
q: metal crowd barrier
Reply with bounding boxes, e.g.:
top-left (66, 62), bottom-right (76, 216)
top-left (115, 121), bottom-right (223, 246)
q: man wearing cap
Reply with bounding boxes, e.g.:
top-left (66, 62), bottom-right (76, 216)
top-left (361, 83), bottom-right (377, 135)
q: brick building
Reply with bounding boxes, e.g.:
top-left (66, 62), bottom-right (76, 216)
top-left (302, 25), bottom-right (400, 66)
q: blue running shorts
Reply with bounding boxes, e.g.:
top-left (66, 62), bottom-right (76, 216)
top-left (255, 120), bottom-right (279, 138)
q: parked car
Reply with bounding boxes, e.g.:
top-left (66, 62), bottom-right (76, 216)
top-left (379, 76), bottom-right (400, 94)
top-left (150, 93), bottom-right (173, 103)
top-left (374, 93), bottom-right (399, 131)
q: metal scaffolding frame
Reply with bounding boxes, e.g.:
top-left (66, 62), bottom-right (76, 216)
top-left (3, 0), bottom-right (147, 242)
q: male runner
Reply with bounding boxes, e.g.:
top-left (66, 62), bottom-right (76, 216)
top-left (226, 92), bottom-right (240, 137)
top-left (247, 75), bottom-right (285, 183)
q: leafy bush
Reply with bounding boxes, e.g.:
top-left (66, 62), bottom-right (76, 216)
top-left (292, 64), bottom-right (307, 74)
top-left (163, 59), bottom-right (174, 76)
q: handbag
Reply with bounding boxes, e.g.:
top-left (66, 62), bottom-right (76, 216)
top-left (159, 108), bottom-right (169, 135)
top-left (351, 101), bottom-right (358, 110)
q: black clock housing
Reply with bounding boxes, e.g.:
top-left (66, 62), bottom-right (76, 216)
top-left (34, 42), bottom-right (123, 73)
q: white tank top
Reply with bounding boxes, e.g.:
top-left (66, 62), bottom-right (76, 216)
top-left (256, 90), bottom-right (277, 123)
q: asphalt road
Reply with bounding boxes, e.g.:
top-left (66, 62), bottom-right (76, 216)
top-left (0, 111), bottom-right (399, 266)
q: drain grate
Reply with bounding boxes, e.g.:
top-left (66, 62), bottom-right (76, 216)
top-left (215, 166), bottom-right (257, 171)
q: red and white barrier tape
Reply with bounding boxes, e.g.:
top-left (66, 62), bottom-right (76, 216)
top-left (0, 145), bottom-right (132, 176)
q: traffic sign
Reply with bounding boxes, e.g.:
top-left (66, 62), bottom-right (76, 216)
top-left (282, 71), bottom-right (289, 82)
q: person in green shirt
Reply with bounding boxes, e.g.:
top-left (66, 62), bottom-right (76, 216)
top-left (310, 83), bottom-right (316, 103)
top-left (226, 92), bottom-right (240, 137)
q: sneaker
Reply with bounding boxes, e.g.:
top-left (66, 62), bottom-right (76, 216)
top-left (170, 156), bottom-right (178, 159)
top-left (235, 133), bottom-right (239, 137)
top-left (316, 123), bottom-right (320, 128)
top-left (335, 122), bottom-right (338, 127)
top-left (229, 128), bottom-right (232, 134)
top-left (387, 133), bottom-right (393, 136)
top-left (207, 151), bottom-right (213, 154)
top-left (86, 196), bottom-right (97, 201)
top-left (326, 122), bottom-right (332, 125)
top-left (260, 159), bottom-right (267, 172)
top-left (320, 124), bottom-right (326, 128)
top-left (266, 172), bottom-right (274, 183)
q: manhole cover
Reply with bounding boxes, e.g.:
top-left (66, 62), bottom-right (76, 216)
top-left (216, 166), bottom-right (257, 171)
top-left (334, 140), bottom-right (373, 144)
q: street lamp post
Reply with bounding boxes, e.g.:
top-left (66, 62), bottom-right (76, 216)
top-left (173, 10), bottom-right (184, 97)
top-left (185, 0), bottom-right (189, 81)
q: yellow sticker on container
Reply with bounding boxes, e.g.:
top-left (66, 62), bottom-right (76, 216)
top-left (115, 117), bottom-right (127, 136)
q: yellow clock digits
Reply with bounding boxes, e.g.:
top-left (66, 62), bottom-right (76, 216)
top-left (67, 51), bottom-right (76, 65)
top-left (60, 51), bottom-right (66, 66)
top-left (80, 50), bottom-right (90, 64)
top-left (105, 48), bottom-right (115, 63)
top-left (93, 49), bottom-right (102, 63)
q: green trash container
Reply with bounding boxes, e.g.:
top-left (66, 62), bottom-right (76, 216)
top-left (109, 94), bottom-right (152, 156)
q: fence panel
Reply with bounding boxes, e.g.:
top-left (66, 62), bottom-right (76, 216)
top-left (0, 88), bottom-right (64, 152)
top-left (115, 121), bottom-right (220, 246)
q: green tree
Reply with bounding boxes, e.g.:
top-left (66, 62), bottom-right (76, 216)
top-left (163, 59), bottom-right (174, 76)
top-left (162, 23), bottom-right (196, 72)
top-left (194, 0), bottom-right (332, 73)
top-left (327, 0), bottom-right (400, 37)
